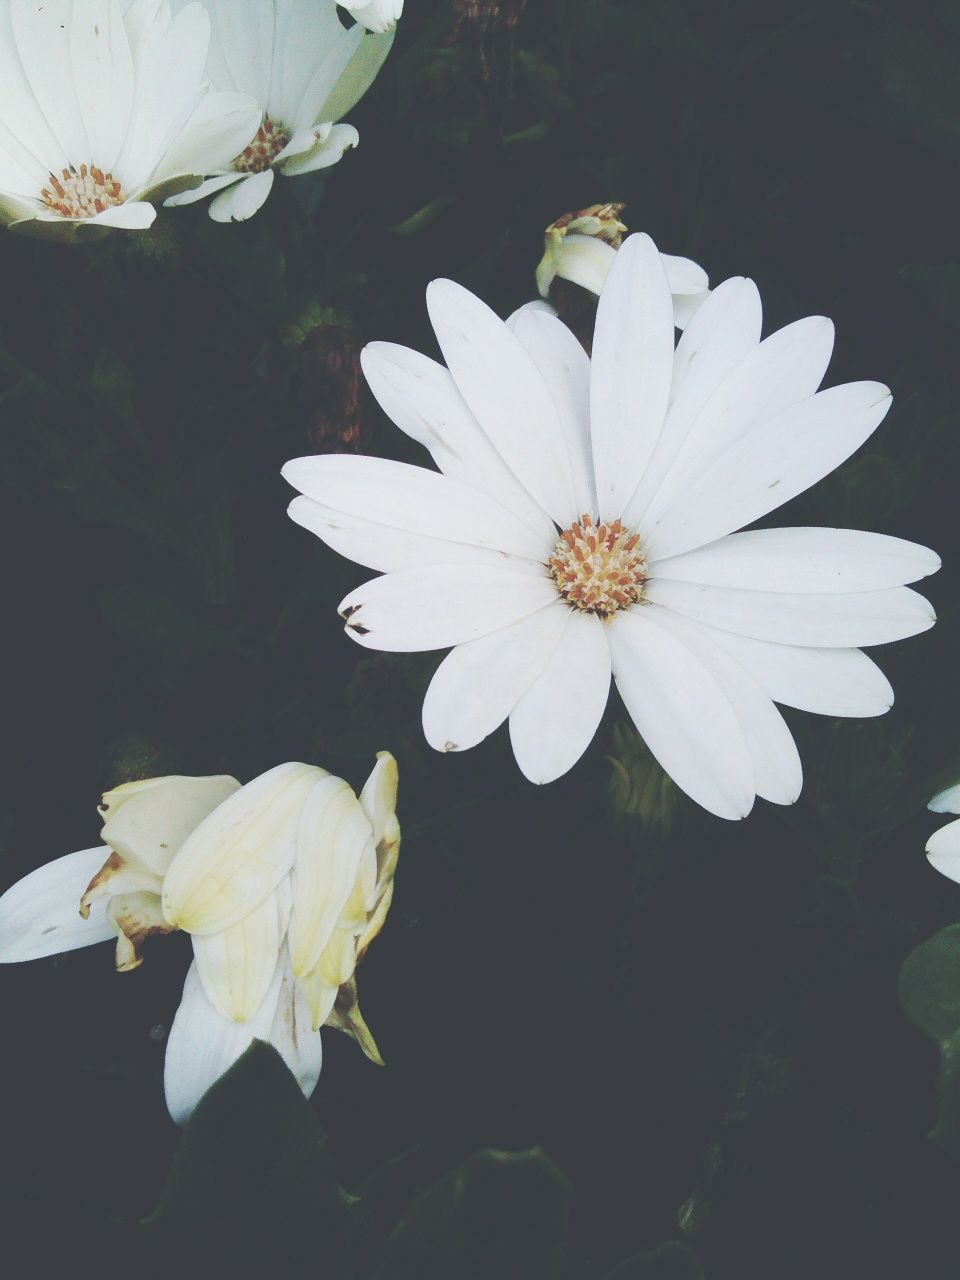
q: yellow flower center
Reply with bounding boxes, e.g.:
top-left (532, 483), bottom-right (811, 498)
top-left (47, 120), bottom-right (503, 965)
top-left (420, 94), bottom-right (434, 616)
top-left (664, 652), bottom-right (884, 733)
top-left (549, 514), bottom-right (647, 617)
top-left (234, 116), bottom-right (291, 173)
top-left (41, 164), bottom-right (124, 219)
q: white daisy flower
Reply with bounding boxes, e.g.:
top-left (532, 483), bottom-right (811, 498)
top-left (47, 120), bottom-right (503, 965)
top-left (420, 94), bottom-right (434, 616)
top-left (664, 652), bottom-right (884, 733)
top-left (535, 203), bottom-right (710, 330)
top-left (926, 783), bottom-right (960, 883)
top-left (283, 233), bottom-right (940, 820)
top-left (0, 754), bottom-right (400, 1123)
top-left (340, 0), bottom-right (403, 33)
top-left (164, 0), bottom-right (397, 223)
top-left (0, 0), bottom-right (262, 240)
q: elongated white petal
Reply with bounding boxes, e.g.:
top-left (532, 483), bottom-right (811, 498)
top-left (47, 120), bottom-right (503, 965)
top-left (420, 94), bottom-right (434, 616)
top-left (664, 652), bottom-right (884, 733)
top-left (311, 27), bottom-right (393, 126)
top-left (926, 819), bottom-right (960, 883)
top-left (283, 454), bottom-right (552, 563)
top-left (191, 889), bottom-right (284, 1022)
top-left (70, 0), bottom-right (135, 173)
top-left (640, 315), bottom-right (834, 528)
top-left (427, 278), bottom-right (579, 525)
top-left (154, 90), bottom-right (260, 184)
top-left (268, 962), bottom-right (325, 1098)
top-left (288, 495), bottom-right (530, 574)
top-left (289, 776), bottom-right (374, 978)
top-left (509, 610), bottom-right (611, 784)
top-left (509, 307), bottom-right (597, 517)
top-left (359, 342), bottom-right (554, 543)
top-left (608, 609), bottom-right (755, 820)
top-left (85, 200), bottom-right (156, 229)
top-left (279, 124), bottom-right (358, 177)
top-left (0, 846), bottom-right (116, 962)
top-left (162, 762), bottom-right (324, 935)
top-left (661, 252), bottom-right (709, 296)
top-left (623, 276), bottom-right (762, 527)
top-left (930, 784), bottom-right (960, 815)
top-left (340, 0), bottom-right (404, 35)
top-left (645, 579), bottom-right (935, 648)
top-left (99, 774), bottom-right (240, 877)
top-left (651, 527), bottom-right (941, 594)
top-left (164, 171), bottom-right (243, 207)
top-left (642, 606), bottom-right (802, 805)
top-left (206, 0), bottom-right (275, 105)
top-left (338, 563), bottom-right (557, 653)
top-left (422, 603), bottom-right (571, 753)
top-left (590, 233), bottom-right (675, 520)
top-left (164, 959), bottom-right (283, 1126)
top-left (642, 382), bottom-right (893, 561)
top-left (209, 168), bottom-right (274, 222)
top-left (359, 752), bottom-right (400, 850)
top-left (12, 0), bottom-right (89, 165)
top-left (686, 625), bottom-right (894, 717)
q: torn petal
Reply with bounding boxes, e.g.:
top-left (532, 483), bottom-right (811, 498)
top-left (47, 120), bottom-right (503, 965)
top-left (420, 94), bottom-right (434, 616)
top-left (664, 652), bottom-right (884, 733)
top-left (107, 891), bottom-right (174, 972)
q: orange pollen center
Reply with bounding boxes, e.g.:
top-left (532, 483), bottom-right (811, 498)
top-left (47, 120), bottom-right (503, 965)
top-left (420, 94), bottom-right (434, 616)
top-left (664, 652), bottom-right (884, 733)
top-left (41, 164), bottom-right (124, 219)
top-left (234, 116), bottom-right (291, 173)
top-left (549, 514), bottom-right (647, 617)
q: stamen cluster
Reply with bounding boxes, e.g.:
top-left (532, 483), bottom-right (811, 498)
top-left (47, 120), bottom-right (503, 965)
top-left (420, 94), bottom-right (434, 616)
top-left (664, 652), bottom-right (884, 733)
top-left (234, 116), bottom-right (291, 173)
top-left (41, 164), bottom-right (124, 219)
top-left (549, 514), bottom-right (647, 617)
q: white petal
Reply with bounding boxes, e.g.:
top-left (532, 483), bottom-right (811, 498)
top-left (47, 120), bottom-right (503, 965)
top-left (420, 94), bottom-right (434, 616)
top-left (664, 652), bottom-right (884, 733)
top-left (930, 784), bottom-right (960, 815)
top-left (338, 563), bottom-right (558, 652)
top-left (164, 958), bottom-right (282, 1126)
top-left (99, 774), bottom-right (240, 877)
top-left (641, 606), bottom-right (802, 805)
top-left (608, 608), bottom-right (755, 819)
top-left (69, 0), bottom-right (135, 173)
top-left (651, 527), bottom-right (941, 594)
top-left (289, 776), bottom-right (374, 978)
top-left (686, 625), bottom-right (894, 718)
top-left (11, 0), bottom-right (89, 164)
top-left (426, 278), bottom-right (579, 525)
top-left (154, 91), bottom-right (260, 183)
top-left (282, 454), bottom-right (552, 562)
top-left (209, 167), bottom-right (274, 221)
top-left (278, 123), bottom-right (358, 177)
top-left (85, 199), bottom-right (156, 228)
top-left (645, 578), bottom-right (935, 648)
top-left (642, 381), bottom-right (893, 561)
top-left (926, 819), bottom-right (960, 883)
top-left (206, 0), bottom-right (275, 105)
top-left (509, 610), bottom-right (611, 784)
top-left (359, 752), bottom-right (399, 850)
top-left (639, 314), bottom-right (835, 532)
top-left (671, 291), bottom-right (709, 330)
top-left (422, 602), bottom-right (571, 752)
top-left (288, 495), bottom-right (529, 574)
top-left (661, 252), bottom-right (709, 296)
top-left (359, 342), bottom-right (555, 543)
top-left (0, 4), bottom-right (69, 181)
top-left (162, 762), bottom-right (324, 935)
top-left (552, 233), bottom-right (616, 295)
top-left (340, 0), bottom-right (404, 35)
top-left (267, 961), bottom-right (324, 1098)
top-left (191, 889), bottom-right (284, 1023)
top-left (0, 846), bottom-right (116, 962)
top-left (312, 28), bottom-right (394, 125)
top-left (270, 0), bottom-right (353, 125)
top-left (508, 307), bottom-right (596, 517)
top-left (164, 171), bottom-right (244, 207)
top-left (590, 232), bottom-right (675, 521)
top-left (622, 276), bottom-right (762, 527)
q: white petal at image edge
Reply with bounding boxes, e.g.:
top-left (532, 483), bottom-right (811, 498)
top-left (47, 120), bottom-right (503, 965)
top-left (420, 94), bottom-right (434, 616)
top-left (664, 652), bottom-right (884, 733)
top-left (0, 846), bottom-right (116, 962)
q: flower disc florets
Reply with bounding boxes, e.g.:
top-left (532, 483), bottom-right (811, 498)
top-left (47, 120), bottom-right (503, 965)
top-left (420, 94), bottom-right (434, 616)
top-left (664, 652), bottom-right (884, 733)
top-left (549, 514), bottom-right (647, 617)
top-left (234, 116), bottom-right (291, 173)
top-left (41, 165), bottom-right (125, 219)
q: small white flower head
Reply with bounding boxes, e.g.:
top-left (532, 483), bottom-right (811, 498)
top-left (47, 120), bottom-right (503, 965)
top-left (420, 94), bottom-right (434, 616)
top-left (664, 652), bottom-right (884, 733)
top-left (536, 202), bottom-right (710, 330)
top-left (0, 753), bottom-right (400, 1124)
top-left (341, 0), bottom-right (404, 34)
top-left (926, 782), bottom-right (960, 883)
top-left (283, 232), bottom-right (941, 821)
top-left (164, 0), bottom-right (399, 223)
top-left (0, 0), bottom-right (262, 241)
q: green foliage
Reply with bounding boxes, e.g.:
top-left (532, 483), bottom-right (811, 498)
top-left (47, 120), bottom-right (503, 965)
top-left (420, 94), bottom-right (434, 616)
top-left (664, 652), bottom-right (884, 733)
top-left (899, 926), bottom-right (960, 1159)
top-left (604, 1242), bottom-right (704, 1279)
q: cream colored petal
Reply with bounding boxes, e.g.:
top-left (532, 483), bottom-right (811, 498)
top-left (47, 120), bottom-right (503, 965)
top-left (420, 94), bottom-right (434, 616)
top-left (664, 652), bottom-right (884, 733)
top-left (106, 889), bottom-right (173, 972)
top-left (296, 966), bottom-right (340, 1033)
top-left (359, 751), bottom-right (400, 855)
top-left (191, 890), bottom-right (284, 1023)
top-left (79, 850), bottom-right (162, 918)
top-left (162, 762), bottom-right (324, 935)
top-left (98, 774), bottom-right (240, 877)
top-left (325, 975), bottom-right (384, 1066)
top-left (289, 776), bottom-right (375, 978)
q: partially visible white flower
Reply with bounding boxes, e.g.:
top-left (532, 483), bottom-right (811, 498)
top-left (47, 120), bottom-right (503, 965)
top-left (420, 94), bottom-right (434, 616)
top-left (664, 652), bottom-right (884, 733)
top-left (0, 754), bottom-right (400, 1124)
top-left (536, 203), bottom-right (709, 330)
top-left (926, 783), bottom-right (960, 882)
top-left (341, 0), bottom-right (403, 33)
top-left (0, 0), bottom-right (261, 240)
top-left (164, 0), bottom-right (397, 223)
top-left (283, 233), bottom-right (940, 820)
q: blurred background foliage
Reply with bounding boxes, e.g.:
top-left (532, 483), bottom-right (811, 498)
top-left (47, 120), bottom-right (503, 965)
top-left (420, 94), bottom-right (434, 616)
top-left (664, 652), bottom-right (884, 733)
top-left (1, 0), bottom-right (959, 1275)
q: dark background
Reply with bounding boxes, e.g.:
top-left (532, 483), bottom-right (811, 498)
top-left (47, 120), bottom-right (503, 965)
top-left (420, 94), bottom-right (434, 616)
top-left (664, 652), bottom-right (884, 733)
top-left (1, 1), bottom-right (959, 1275)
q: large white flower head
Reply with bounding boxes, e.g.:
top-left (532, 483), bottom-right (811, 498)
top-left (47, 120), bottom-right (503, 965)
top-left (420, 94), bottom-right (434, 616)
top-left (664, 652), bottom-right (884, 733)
top-left (0, 754), bottom-right (400, 1123)
top-left (283, 233), bottom-right (940, 820)
top-left (164, 0), bottom-right (398, 223)
top-left (0, 0), bottom-right (262, 240)
top-left (926, 783), bottom-right (960, 883)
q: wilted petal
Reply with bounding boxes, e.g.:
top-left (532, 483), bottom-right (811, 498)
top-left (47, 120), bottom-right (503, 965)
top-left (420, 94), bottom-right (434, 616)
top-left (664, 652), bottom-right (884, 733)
top-left (99, 773), bottom-right (240, 877)
top-left (107, 889), bottom-right (174, 972)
